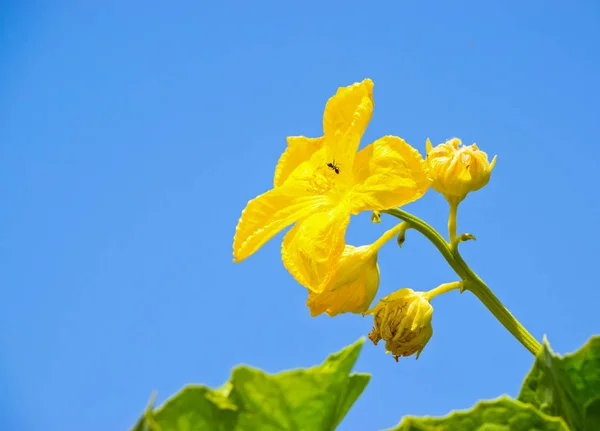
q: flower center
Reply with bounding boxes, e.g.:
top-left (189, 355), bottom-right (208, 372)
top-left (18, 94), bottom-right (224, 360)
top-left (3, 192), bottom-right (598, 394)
top-left (306, 164), bottom-right (337, 195)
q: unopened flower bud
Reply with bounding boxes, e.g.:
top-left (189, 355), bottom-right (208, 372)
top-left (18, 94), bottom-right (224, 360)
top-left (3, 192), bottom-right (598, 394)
top-left (426, 138), bottom-right (497, 204)
top-left (364, 288), bottom-right (433, 361)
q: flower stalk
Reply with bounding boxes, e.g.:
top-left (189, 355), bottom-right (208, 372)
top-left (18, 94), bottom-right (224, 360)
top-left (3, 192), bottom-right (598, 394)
top-left (423, 281), bottom-right (462, 301)
top-left (371, 222), bottom-right (410, 251)
top-left (448, 201), bottom-right (458, 247)
top-left (383, 208), bottom-right (542, 356)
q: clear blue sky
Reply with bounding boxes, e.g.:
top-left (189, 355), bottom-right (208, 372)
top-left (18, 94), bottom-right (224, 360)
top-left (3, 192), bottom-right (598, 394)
top-left (1, 2), bottom-right (599, 430)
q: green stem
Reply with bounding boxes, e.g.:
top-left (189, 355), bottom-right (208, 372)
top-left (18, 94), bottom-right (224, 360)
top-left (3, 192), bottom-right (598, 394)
top-left (453, 252), bottom-right (542, 356)
top-left (382, 209), bottom-right (461, 274)
top-left (382, 208), bottom-right (542, 356)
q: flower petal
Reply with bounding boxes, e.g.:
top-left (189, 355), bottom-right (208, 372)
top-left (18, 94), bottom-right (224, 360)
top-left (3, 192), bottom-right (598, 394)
top-left (233, 184), bottom-right (328, 262)
top-left (322, 79), bottom-right (374, 168)
top-left (274, 136), bottom-right (324, 188)
top-left (350, 136), bottom-right (431, 213)
top-left (306, 245), bottom-right (380, 317)
top-left (306, 271), bottom-right (379, 317)
top-left (281, 206), bottom-right (350, 291)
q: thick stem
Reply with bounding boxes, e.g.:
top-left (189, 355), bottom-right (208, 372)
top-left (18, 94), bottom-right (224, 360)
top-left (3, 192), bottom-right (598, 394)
top-left (382, 208), bottom-right (542, 356)
top-left (453, 253), bottom-right (542, 356)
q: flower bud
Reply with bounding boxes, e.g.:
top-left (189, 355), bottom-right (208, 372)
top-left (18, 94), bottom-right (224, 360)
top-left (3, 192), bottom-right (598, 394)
top-left (364, 288), bottom-right (433, 361)
top-left (371, 211), bottom-right (382, 224)
top-left (307, 245), bottom-right (379, 317)
top-left (426, 138), bottom-right (497, 203)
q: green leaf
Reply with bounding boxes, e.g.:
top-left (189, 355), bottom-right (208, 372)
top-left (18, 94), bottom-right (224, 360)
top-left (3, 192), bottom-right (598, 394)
top-left (385, 396), bottom-right (569, 431)
top-left (132, 386), bottom-right (239, 431)
top-left (156, 387), bottom-right (238, 431)
top-left (228, 337), bottom-right (369, 431)
top-left (131, 338), bottom-right (369, 431)
top-left (584, 397), bottom-right (600, 431)
top-left (517, 336), bottom-right (600, 431)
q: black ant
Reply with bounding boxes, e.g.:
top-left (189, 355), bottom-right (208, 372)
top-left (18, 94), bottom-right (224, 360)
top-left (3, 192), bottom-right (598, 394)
top-left (326, 160), bottom-right (341, 174)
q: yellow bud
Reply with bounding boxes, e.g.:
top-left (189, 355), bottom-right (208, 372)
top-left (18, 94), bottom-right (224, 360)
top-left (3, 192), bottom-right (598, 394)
top-left (307, 245), bottom-right (379, 317)
top-left (364, 288), bottom-right (433, 361)
top-left (426, 137), bottom-right (497, 203)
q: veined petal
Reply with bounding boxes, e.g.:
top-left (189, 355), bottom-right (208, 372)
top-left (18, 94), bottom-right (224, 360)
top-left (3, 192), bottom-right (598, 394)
top-left (350, 136), bottom-right (431, 213)
top-left (323, 79), bottom-right (374, 138)
top-left (274, 136), bottom-right (324, 188)
top-left (233, 184), bottom-right (328, 262)
top-left (306, 269), bottom-right (379, 317)
top-left (281, 206), bottom-right (350, 291)
top-left (306, 245), bottom-right (380, 317)
top-left (322, 79), bottom-right (374, 169)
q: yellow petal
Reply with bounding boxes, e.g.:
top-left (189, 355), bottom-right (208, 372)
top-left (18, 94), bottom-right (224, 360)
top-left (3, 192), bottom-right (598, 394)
top-left (306, 245), bottom-right (380, 317)
top-left (274, 136), bottom-right (324, 188)
top-left (425, 138), bottom-right (433, 155)
top-left (281, 206), bottom-right (350, 291)
top-left (322, 79), bottom-right (374, 169)
top-left (350, 136), bottom-right (431, 213)
top-left (233, 184), bottom-right (328, 262)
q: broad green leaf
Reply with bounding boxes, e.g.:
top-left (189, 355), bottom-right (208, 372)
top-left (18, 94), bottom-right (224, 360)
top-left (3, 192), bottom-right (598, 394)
top-left (228, 337), bottom-right (369, 431)
top-left (130, 338), bottom-right (369, 431)
top-left (385, 396), bottom-right (569, 431)
top-left (517, 336), bottom-right (600, 431)
top-left (132, 386), bottom-right (239, 431)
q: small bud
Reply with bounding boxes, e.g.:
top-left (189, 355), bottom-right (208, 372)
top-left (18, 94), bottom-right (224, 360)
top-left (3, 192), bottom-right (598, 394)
top-left (458, 233), bottom-right (476, 243)
top-left (364, 288), bottom-right (433, 361)
top-left (396, 231), bottom-right (406, 248)
top-left (371, 211), bottom-right (381, 224)
top-left (307, 245), bottom-right (380, 317)
top-left (426, 138), bottom-right (497, 204)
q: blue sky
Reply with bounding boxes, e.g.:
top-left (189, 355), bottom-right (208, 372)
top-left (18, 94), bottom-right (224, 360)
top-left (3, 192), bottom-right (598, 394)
top-left (1, 1), bottom-right (599, 430)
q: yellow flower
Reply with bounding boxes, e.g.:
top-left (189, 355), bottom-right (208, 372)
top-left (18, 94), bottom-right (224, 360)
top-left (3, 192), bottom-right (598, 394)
top-left (426, 137), bottom-right (497, 204)
top-left (364, 288), bottom-right (433, 361)
top-left (233, 79), bottom-right (430, 292)
top-left (304, 223), bottom-right (405, 317)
